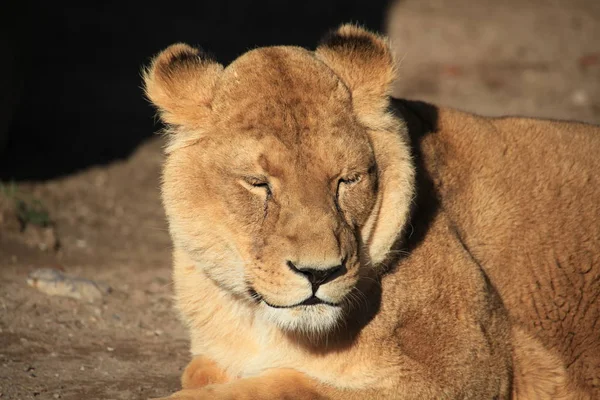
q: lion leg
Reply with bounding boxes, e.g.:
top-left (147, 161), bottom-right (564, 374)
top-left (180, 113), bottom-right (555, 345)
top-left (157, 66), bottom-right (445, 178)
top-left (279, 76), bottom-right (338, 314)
top-left (181, 355), bottom-right (230, 389)
top-left (161, 365), bottom-right (511, 400)
top-left (160, 368), bottom-right (387, 400)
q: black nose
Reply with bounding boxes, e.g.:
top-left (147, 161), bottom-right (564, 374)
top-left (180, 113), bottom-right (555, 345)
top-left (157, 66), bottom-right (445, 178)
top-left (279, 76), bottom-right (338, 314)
top-left (287, 261), bottom-right (344, 292)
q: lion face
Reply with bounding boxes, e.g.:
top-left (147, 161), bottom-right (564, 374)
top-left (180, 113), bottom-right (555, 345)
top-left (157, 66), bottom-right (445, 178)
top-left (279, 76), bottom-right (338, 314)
top-left (145, 26), bottom-right (415, 335)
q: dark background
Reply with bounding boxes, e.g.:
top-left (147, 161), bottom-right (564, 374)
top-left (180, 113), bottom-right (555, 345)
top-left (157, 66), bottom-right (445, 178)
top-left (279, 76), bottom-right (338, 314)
top-left (0, 1), bottom-right (390, 181)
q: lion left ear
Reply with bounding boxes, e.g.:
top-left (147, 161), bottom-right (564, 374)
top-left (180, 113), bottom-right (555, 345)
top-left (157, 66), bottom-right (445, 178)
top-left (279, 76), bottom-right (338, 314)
top-left (316, 24), bottom-right (396, 130)
top-left (143, 43), bottom-right (223, 127)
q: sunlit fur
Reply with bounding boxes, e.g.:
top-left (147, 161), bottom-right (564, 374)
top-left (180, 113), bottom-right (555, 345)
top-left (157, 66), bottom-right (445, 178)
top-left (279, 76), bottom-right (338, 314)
top-left (259, 303), bottom-right (345, 335)
top-left (144, 24), bottom-right (599, 400)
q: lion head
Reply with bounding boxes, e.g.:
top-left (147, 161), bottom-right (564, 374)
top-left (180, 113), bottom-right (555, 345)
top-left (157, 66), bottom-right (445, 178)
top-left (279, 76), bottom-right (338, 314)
top-left (143, 25), bottom-right (414, 334)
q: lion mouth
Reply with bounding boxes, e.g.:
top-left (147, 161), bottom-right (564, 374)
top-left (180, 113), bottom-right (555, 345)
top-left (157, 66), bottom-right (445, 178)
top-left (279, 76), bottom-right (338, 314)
top-left (249, 288), bottom-right (340, 309)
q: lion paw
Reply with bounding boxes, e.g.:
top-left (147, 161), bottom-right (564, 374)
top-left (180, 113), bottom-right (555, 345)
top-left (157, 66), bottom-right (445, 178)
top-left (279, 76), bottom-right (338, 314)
top-left (181, 356), bottom-right (230, 389)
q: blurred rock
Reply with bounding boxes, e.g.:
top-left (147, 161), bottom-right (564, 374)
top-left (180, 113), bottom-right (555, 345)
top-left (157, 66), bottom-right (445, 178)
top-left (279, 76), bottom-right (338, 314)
top-left (0, 193), bottom-right (60, 252)
top-left (21, 225), bottom-right (59, 252)
top-left (26, 268), bottom-right (111, 302)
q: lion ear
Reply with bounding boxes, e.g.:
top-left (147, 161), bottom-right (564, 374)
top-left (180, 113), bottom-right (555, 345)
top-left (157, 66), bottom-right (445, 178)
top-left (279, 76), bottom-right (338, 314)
top-left (316, 24), bottom-right (396, 129)
top-left (143, 43), bottom-right (223, 133)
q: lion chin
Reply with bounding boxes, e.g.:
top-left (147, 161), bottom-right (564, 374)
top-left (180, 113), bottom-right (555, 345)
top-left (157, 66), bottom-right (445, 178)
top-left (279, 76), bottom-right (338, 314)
top-left (258, 303), bottom-right (345, 335)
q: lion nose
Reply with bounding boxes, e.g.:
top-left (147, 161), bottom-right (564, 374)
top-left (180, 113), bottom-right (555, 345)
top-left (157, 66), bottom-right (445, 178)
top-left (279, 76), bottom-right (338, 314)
top-left (286, 261), bottom-right (344, 292)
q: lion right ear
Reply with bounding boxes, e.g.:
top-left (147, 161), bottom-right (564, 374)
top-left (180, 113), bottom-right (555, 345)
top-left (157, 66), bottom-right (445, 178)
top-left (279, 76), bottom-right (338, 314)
top-left (143, 43), bottom-right (223, 132)
top-left (316, 24), bottom-right (396, 130)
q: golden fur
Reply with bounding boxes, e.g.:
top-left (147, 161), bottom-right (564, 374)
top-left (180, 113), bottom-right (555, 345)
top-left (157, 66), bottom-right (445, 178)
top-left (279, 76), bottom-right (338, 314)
top-left (143, 24), bottom-right (600, 399)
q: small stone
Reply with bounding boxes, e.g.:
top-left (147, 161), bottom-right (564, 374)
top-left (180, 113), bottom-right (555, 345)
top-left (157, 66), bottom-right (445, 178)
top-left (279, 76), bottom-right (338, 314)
top-left (106, 347), bottom-right (114, 352)
top-left (53, 394), bottom-right (61, 399)
top-left (154, 329), bottom-right (163, 337)
top-left (571, 89), bottom-right (589, 106)
top-left (26, 268), bottom-right (111, 302)
top-left (80, 366), bottom-right (85, 371)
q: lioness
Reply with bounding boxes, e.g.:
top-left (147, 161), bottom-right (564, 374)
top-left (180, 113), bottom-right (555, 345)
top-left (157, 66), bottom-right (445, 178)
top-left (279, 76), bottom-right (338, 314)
top-left (143, 25), bottom-right (600, 399)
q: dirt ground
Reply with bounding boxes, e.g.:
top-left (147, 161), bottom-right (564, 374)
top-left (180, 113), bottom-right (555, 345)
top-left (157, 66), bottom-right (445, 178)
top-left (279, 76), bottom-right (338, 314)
top-left (1, 1), bottom-right (599, 399)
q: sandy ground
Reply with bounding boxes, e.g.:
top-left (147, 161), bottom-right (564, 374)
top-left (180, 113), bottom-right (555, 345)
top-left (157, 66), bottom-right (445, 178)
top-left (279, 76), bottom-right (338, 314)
top-left (1, 1), bottom-right (599, 399)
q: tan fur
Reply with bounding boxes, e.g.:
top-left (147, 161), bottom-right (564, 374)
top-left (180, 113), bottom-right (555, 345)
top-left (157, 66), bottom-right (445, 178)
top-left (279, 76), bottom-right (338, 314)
top-left (181, 355), bottom-right (230, 389)
top-left (143, 24), bottom-right (600, 399)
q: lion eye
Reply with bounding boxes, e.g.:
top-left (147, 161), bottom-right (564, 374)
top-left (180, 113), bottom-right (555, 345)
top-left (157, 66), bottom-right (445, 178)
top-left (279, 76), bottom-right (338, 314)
top-left (251, 182), bottom-right (271, 193)
top-left (241, 177), bottom-right (272, 196)
top-left (339, 174), bottom-right (362, 185)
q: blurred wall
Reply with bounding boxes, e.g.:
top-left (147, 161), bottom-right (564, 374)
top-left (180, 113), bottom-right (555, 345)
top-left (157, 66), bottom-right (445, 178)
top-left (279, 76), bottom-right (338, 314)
top-left (388, 0), bottom-right (600, 125)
